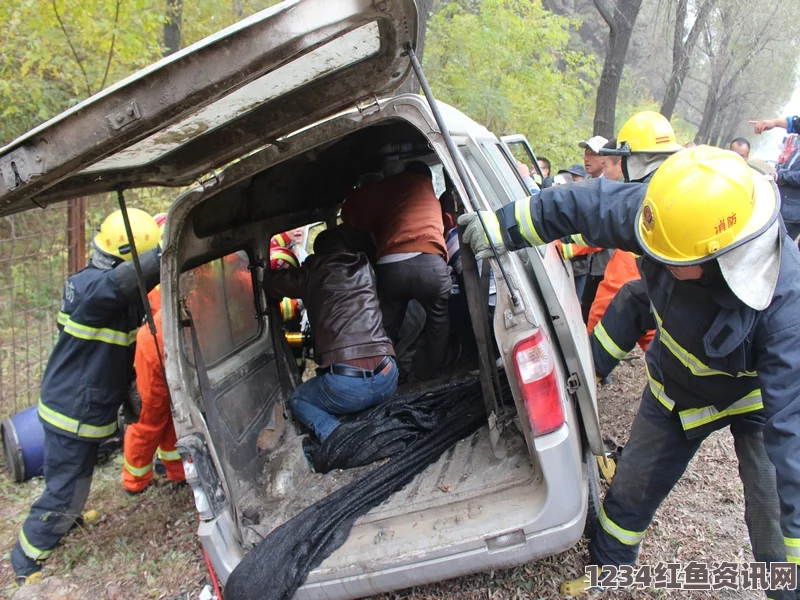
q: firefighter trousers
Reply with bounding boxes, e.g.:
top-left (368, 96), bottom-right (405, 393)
top-left (592, 388), bottom-right (795, 599)
top-left (123, 403), bottom-right (184, 493)
top-left (11, 429), bottom-right (98, 576)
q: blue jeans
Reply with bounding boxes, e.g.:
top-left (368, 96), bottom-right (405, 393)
top-left (289, 359), bottom-right (398, 441)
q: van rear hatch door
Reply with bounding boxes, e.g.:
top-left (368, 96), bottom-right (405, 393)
top-left (0, 0), bottom-right (418, 216)
top-left (500, 134), bottom-right (604, 456)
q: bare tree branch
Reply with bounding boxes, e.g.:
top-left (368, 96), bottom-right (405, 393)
top-left (100, 0), bottom-right (122, 90)
top-left (51, 0), bottom-right (92, 96)
top-left (593, 0), bottom-right (616, 30)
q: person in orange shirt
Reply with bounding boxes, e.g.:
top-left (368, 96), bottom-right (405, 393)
top-left (122, 307), bottom-right (185, 494)
top-left (343, 162), bottom-right (453, 379)
top-left (146, 213), bottom-right (168, 315)
top-left (122, 214), bottom-right (183, 495)
top-left (556, 241), bottom-right (655, 382)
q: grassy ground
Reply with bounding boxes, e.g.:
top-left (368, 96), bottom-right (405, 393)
top-left (0, 353), bottom-right (760, 599)
top-left (0, 452), bottom-right (207, 600)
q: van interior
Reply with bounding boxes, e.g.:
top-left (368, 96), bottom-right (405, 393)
top-left (175, 118), bottom-right (539, 562)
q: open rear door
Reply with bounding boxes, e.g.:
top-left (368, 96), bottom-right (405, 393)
top-left (0, 0), bottom-right (419, 215)
top-left (500, 133), bottom-right (604, 456)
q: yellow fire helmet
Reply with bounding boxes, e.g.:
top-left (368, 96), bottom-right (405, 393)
top-left (93, 208), bottom-right (160, 261)
top-left (636, 145), bottom-right (782, 309)
top-left (614, 111), bottom-right (684, 155)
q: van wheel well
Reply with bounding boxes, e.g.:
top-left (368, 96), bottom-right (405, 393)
top-left (581, 433), bottom-right (601, 539)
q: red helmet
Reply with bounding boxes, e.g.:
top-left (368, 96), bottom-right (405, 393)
top-left (270, 246), bottom-right (299, 270)
top-left (270, 232), bottom-right (293, 249)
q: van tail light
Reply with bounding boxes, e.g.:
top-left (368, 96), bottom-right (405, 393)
top-left (513, 329), bottom-right (564, 436)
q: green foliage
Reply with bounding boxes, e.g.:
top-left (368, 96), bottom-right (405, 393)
top-left (0, 0), bottom-right (165, 145)
top-left (423, 0), bottom-right (599, 169)
top-left (180, 0), bottom-right (281, 47)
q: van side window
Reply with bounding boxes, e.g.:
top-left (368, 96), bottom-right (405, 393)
top-left (480, 142), bottom-right (529, 200)
top-left (180, 250), bottom-right (260, 366)
top-left (459, 147), bottom-right (503, 210)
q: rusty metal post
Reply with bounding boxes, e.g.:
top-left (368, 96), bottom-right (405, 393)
top-left (67, 197), bottom-right (87, 273)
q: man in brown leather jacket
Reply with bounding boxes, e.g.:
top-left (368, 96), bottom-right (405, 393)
top-left (264, 229), bottom-right (398, 441)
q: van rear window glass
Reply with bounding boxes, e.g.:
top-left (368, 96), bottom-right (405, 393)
top-left (180, 250), bottom-right (260, 366)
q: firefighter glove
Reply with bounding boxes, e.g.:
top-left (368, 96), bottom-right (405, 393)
top-left (457, 211), bottom-right (506, 261)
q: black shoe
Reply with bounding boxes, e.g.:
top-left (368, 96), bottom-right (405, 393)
top-left (124, 486), bottom-right (148, 497)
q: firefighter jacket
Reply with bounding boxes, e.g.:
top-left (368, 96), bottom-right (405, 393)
top-left (38, 249), bottom-right (161, 441)
top-left (495, 178), bottom-right (800, 561)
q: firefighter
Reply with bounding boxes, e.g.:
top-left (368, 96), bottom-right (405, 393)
top-left (269, 233), bottom-right (303, 325)
top-left (146, 213), bottom-right (167, 315)
top-left (121, 308), bottom-right (185, 495)
top-left (270, 232), bottom-right (300, 271)
top-left (122, 212), bottom-right (185, 495)
top-left (11, 209), bottom-right (161, 586)
top-left (585, 112), bottom-right (682, 380)
top-left (459, 145), bottom-right (800, 598)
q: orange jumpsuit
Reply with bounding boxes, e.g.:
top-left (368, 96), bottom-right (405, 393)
top-left (586, 250), bottom-right (654, 351)
top-left (122, 307), bottom-right (185, 492)
top-left (556, 241), bottom-right (654, 352)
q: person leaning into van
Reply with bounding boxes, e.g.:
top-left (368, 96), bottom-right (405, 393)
top-left (11, 209), bottom-right (162, 586)
top-left (342, 161), bottom-right (454, 379)
top-left (264, 229), bottom-right (398, 442)
top-left (459, 146), bottom-right (800, 598)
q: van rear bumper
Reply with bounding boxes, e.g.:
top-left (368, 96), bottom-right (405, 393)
top-left (295, 424), bottom-right (588, 599)
top-left (199, 423), bottom-right (588, 599)
top-left (297, 488), bottom-right (586, 600)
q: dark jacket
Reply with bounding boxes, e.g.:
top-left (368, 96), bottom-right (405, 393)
top-left (777, 146), bottom-right (800, 224)
top-left (266, 252), bottom-right (394, 367)
top-left (496, 177), bottom-right (800, 555)
top-left (39, 249), bottom-right (160, 441)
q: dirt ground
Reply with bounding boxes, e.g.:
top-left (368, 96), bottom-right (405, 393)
top-left (0, 353), bottom-right (759, 599)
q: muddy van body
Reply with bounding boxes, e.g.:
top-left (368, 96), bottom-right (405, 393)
top-left (0, 1), bottom-right (604, 597)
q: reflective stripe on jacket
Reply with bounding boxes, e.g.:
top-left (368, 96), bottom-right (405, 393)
top-left (39, 249), bottom-right (160, 440)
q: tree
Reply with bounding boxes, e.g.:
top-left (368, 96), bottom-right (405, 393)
top-left (424, 0), bottom-right (597, 168)
top-left (659, 0), bottom-right (714, 120)
top-left (164, 0), bottom-right (184, 56)
top-left (592, 0), bottom-right (643, 138)
top-left (691, 0), bottom-right (789, 144)
top-left (0, 0), bottom-right (164, 145)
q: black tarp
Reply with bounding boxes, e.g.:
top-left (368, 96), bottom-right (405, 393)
top-left (225, 379), bottom-right (486, 600)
